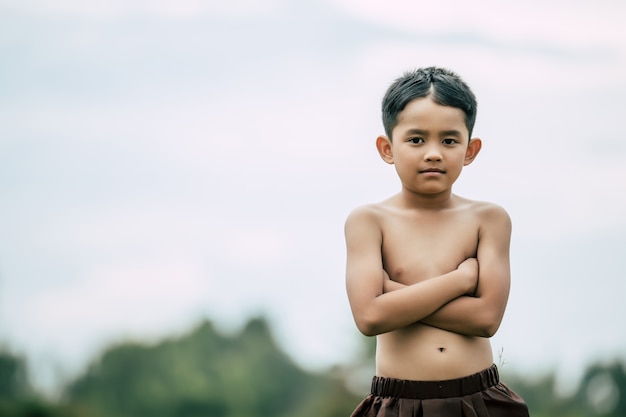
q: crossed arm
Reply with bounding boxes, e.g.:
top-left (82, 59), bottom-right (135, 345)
top-left (423, 206), bottom-right (511, 337)
top-left (345, 205), bottom-right (511, 338)
top-left (345, 206), bottom-right (479, 336)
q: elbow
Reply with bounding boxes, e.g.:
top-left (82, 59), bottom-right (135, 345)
top-left (476, 311), bottom-right (503, 338)
top-left (354, 311), bottom-right (386, 337)
top-left (478, 323), bottom-right (499, 338)
top-left (357, 324), bottom-right (378, 337)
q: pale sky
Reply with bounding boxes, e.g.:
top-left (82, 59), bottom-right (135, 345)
top-left (1, 0), bottom-right (625, 395)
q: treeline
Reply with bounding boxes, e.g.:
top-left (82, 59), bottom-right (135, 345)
top-left (1, 318), bottom-right (625, 417)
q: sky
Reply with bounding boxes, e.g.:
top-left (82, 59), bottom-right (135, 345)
top-left (1, 0), bottom-right (625, 396)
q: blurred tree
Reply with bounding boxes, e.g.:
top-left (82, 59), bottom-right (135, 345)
top-left (500, 371), bottom-right (573, 417)
top-left (573, 361), bottom-right (626, 417)
top-left (501, 360), bottom-right (626, 417)
top-left (0, 349), bottom-right (86, 417)
top-left (7, 317), bottom-right (626, 417)
top-left (0, 350), bottom-right (32, 400)
top-left (65, 317), bottom-right (341, 417)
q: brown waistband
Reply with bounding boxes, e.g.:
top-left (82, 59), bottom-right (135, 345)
top-left (370, 364), bottom-right (500, 400)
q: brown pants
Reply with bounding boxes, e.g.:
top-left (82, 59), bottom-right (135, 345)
top-left (350, 364), bottom-right (529, 417)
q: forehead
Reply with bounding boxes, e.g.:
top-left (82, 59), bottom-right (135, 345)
top-left (394, 97), bottom-right (468, 137)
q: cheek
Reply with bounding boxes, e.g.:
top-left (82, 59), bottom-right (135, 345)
top-left (395, 155), bottom-right (417, 171)
top-left (451, 150), bottom-right (468, 164)
top-left (394, 148), bottom-right (417, 162)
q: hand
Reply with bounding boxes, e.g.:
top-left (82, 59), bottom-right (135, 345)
top-left (382, 269), bottom-right (405, 293)
top-left (457, 257), bottom-right (479, 295)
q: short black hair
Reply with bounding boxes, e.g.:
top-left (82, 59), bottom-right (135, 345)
top-left (381, 67), bottom-right (477, 140)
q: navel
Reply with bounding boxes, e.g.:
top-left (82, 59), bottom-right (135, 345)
top-left (438, 347), bottom-right (445, 353)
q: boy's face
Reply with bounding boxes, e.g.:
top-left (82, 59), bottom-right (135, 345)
top-left (377, 97), bottom-right (480, 196)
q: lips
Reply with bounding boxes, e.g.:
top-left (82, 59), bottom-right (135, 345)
top-left (419, 168), bottom-right (445, 174)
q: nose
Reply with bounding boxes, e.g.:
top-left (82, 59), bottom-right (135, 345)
top-left (424, 144), bottom-right (442, 162)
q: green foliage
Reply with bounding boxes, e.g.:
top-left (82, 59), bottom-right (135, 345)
top-left (4, 320), bottom-right (626, 417)
top-left (0, 350), bottom-right (32, 400)
top-left (0, 350), bottom-right (86, 417)
top-left (502, 361), bottom-right (626, 417)
top-left (64, 317), bottom-right (350, 417)
top-left (502, 371), bottom-right (567, 417)
top-left (573, 361), bottom-right (626, 417)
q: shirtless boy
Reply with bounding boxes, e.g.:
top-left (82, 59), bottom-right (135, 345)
top-left (345, 67), bottom-right (529, 416)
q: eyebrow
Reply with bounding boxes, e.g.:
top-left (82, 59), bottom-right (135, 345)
top-left (403, 129), bottom-right (464, 137)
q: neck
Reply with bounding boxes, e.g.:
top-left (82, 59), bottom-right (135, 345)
top-left (399, 187), bottom-right (455, 210)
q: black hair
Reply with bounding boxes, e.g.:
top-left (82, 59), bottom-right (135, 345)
top-left (381, 67), bottom-right (477, 140)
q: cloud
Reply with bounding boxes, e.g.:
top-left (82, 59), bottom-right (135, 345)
top-left (3, 0), bottom-right (287, 18)
top-left (345, 39), bottom-right (625, 98)
top-left (218, 231), bottom-right (292, 267)
top-left (27, 258), bottom-right (210, 331)
top-left (327, 0), bottom-right (626, 51)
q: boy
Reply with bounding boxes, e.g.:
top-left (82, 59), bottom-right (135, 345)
top-left (345, 67), bottom-right (529, 416)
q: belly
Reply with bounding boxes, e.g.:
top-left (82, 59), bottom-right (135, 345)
top-left (375, 323), bottom-right (493, 381)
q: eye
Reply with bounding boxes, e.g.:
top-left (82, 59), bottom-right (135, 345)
top-left (442, 138), bottom-right (458, 145)
top-left (407, 137), bottom-right (424, 144)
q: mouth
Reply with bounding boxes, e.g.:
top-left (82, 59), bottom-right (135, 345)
top-left (419, 168), bottom-right (445, 174)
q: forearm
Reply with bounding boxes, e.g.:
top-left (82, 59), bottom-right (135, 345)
top-left (384, 279), bottom-right (500, 337)
top-left (421, 296), bottom-right (498, 337)
top-left (355, 269), bottom-right (471, 336)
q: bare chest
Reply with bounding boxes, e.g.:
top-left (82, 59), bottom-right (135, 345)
top-left (381, 213), bottom-right (479, 284)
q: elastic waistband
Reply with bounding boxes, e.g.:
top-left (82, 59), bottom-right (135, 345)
top-left (371, 364), bottom-right (499, 400)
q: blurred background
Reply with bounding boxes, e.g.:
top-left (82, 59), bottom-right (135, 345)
top-left (1, 0), bottom-right (625, 416)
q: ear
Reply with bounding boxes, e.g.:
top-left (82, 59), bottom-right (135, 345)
top-left (464, 138), bottom-right (482, 166)
top-left (376, 135), bottom-right (394, 164)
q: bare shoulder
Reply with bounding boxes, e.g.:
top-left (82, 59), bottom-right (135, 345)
top-left (476, 200), bottom-right (510, 223)
top-left (456, 196), bottom-right (510, 224)
top-left (344, 198), bottom-right (394, 231)
top-left (458, 198), bottom-right (512, 240)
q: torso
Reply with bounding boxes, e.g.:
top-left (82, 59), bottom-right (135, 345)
top-left (374, 195), bottom-right (494, 381)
